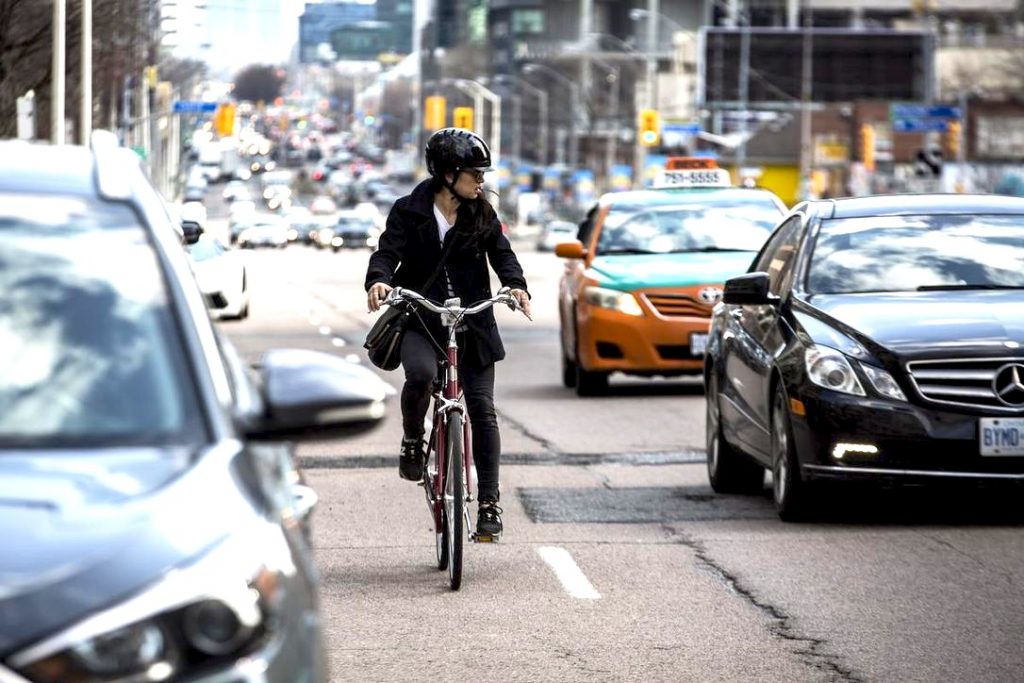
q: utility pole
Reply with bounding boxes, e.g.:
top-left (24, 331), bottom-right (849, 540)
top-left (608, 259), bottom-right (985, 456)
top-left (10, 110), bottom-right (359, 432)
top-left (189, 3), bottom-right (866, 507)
top-left (580, 0), bottom-right (592, 171)
top-left (736, 2), bottom-right (750, 176)
top-left (52, 0), bottom-right (67, 144)
top-left (798, 1), bottom-right (813, 199)
top-left (80, 0), bottom-right (92, 144)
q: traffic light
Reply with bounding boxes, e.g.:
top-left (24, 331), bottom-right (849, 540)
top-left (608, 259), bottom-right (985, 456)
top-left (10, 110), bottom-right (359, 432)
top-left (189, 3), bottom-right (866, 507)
top-left (638, 109), bottom-right (660, 147)
top-left (213, 103), bottom-right (236, 138)
top-left (946, 119), bottom-right (962, 158)
top-left (424, 95), bottom-right (446, 131)
top-left (860, 123), bottom-right (875, 172)
top-left (453, 106), bottom-right (474, 130)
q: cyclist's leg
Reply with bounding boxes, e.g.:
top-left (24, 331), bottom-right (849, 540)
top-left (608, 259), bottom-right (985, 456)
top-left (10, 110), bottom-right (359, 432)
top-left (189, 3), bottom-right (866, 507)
top-left (399, 330), bottom-right (436, 479)
top-left (462, 361), bottom-right (503, 538)
top-left (462, 361), bottom-right (499, 501)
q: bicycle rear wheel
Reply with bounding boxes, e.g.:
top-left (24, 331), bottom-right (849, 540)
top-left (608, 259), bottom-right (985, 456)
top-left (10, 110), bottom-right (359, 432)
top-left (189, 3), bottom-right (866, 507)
top-left (444, 412), bottom-right (465, 590)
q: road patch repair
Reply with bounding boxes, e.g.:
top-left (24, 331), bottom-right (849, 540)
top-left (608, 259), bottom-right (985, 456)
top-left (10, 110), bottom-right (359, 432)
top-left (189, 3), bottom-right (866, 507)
top-left (520, 485), bottom-right (776, 523)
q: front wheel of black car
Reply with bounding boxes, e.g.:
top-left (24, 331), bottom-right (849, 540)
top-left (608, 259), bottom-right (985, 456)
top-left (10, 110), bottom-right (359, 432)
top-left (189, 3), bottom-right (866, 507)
top-left (772, 386), bottom-right (814, 522)
top-left (706, 374), bottom-right (764, 494)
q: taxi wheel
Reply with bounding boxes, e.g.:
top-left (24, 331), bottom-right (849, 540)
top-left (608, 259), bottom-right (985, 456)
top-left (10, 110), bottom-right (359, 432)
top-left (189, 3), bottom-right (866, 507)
top-left (575, 364), bottom-right (608, 396)
top-left (561, 347), bottom-right (577, 388)
top-left (706, 373), bottom-right (764, 494)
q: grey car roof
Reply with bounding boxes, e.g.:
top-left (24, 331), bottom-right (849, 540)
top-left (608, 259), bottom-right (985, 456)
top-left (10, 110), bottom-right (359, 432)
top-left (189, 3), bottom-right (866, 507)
top-left (0, 141), bottom-right (97, 195)
top-left (823, 193), bottom-right (1024, 219)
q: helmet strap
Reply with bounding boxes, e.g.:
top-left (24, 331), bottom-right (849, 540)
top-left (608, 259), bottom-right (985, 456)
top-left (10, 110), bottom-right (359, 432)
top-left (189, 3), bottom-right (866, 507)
top-left (444, 168), bottom-right (468, 203)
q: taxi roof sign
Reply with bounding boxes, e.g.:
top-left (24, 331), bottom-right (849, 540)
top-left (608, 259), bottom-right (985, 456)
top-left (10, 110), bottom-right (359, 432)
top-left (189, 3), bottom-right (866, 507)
top-left (665, 157), bottom-right (719, 171)
top-left (653, 157), bottom-right (732, 189)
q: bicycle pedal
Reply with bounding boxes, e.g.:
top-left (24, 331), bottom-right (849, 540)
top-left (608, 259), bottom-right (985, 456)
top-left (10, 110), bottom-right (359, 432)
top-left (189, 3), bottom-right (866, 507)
top-left (472, 533), bottom-right (499, 543)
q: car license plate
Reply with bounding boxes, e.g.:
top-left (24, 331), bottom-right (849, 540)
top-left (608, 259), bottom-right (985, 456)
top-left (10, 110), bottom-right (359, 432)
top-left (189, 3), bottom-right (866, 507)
top-left (690, 332), bottom-right (708, 356)
top-left (979, 417), bottom-right (1024, 456)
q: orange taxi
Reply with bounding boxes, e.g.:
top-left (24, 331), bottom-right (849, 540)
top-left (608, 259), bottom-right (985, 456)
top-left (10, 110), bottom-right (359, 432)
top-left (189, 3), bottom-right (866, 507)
top-left (555, 158), bottom-right (787, 395)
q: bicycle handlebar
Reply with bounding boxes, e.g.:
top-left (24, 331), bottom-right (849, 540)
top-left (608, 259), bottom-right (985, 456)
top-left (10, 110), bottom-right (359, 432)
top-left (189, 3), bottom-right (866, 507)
top-left (385, 286), bottom-right (527, 318)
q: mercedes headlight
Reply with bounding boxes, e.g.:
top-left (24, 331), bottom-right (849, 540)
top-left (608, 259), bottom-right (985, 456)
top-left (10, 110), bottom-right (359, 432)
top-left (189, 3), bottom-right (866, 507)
top-left (805, 345), bottom-right (865, 396)
top-left (860, 363), bottom-right (907, 401)
top-left (582, 285), bottom-right (643, 316)
top-left (12, 522), bottom-right (295, 682)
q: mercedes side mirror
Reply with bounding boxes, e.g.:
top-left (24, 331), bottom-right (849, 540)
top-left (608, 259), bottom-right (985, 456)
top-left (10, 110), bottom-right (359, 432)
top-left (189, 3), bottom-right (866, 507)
top-left (723, 272), bottom-right (778, 306)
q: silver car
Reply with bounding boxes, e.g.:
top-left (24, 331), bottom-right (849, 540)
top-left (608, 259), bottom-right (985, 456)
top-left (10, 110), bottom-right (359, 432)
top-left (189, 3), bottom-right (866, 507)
top-left (0, 133), bottom-right (392, 682)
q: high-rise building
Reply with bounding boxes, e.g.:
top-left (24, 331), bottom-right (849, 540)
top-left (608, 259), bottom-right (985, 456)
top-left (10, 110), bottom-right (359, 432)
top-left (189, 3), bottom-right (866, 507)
top-left (299, 1), bottom-right (414, 63)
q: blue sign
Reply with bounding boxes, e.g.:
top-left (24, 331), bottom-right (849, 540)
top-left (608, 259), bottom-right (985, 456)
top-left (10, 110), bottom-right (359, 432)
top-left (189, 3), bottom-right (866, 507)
top-left (173, 101), bottom-right (217, 114)
top-left (890, 103), bottom-right (961, 133)
top-left (574, 170), bottom-right (596, 205)
top-left (663, 122), bottom-right (701, 135)
top-left (891, 104), bottom-right (961, 120)
top-left (893, 118), bottom-right (951, 133)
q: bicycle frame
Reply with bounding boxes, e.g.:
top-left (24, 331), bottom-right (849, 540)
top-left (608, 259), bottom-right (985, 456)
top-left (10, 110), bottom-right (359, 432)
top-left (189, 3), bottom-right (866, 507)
top-left (386, 288), bottom-right (519, 546)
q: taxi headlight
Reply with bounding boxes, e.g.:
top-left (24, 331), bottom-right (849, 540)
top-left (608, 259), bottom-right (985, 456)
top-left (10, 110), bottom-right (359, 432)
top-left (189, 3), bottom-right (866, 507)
top-left (12, 523), bottom-right (294, 682)
top-left (582, 286), bottom-right (643, 316)
top-left (805, 345), bottom-right (865, 396)
top-left (860, 363), bottom-right (907, 401)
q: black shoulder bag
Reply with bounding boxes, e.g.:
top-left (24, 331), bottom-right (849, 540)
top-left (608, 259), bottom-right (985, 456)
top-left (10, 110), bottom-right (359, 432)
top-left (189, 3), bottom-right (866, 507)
top-left (364, 240), bottom-right (455, 371)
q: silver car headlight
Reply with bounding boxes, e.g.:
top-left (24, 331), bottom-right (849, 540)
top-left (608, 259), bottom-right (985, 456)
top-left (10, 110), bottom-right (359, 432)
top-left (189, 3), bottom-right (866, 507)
top-left (860, 363), bottom-right (907, 401)
top-left (804, 344), bottom-right (865, 396)
top-left (12, 521), bottom-right (296, 682)
top-left (582, 285), bottom-right (643, 316)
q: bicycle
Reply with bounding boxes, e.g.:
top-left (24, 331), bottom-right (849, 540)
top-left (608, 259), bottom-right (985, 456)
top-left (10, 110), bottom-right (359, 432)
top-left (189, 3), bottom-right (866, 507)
top-left (384, 286), bottom-right (527, 590)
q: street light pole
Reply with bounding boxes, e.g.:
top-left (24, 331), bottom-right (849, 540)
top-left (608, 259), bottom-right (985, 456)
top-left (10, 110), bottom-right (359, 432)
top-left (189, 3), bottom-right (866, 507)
top-left (52, 0), bottom-right (66, 144)
top-left (496, 75), bottom-right (549, 165)
top-left (80, 0), bottom-right (92, 144)
top-left (523, 63), bottom-right (579, 168)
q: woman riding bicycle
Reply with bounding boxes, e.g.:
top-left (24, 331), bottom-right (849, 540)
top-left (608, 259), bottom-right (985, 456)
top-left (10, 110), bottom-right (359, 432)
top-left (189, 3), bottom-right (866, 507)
top-left (365, 128), bottom-right (531, 539)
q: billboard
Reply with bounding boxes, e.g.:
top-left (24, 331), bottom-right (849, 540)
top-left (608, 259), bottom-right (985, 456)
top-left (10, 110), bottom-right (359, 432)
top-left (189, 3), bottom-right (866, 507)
top-left (701, 28), bottom-right (934, 107)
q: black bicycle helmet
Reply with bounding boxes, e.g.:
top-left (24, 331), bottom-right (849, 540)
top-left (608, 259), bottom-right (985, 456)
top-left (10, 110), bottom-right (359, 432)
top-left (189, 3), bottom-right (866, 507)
top-left (425, 127), bottom-right (493, 178)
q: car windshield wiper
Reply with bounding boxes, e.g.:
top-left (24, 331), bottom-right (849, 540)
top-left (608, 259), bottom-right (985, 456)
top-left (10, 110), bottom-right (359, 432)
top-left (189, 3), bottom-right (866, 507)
top-left (599, 248), bottom-right (659, 255)
top-left (916, 284), bottom-right (1024, 291)
top-left (668, 247), bottom-right (754, 253)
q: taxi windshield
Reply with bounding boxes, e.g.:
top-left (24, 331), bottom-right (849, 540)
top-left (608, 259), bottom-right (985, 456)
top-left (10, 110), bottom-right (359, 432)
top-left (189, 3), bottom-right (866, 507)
top-left (596, 199), bottom-right (780, 255)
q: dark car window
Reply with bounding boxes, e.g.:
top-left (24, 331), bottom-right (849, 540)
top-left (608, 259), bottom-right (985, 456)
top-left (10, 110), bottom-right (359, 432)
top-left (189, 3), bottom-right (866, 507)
top-left (0, 193), bottom-right (207, 446)
top-left (577, 205), bottom-right (598, 244)
top-left (752, 215), bottom-right (803, 295)
top-left (806, 214), bottom-right (1024, 294)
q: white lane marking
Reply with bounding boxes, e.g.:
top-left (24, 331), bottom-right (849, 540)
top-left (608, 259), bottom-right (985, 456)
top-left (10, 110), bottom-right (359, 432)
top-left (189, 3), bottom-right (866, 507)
top-left (331, 337), bottom-right (347, 347)
top-left (318, 325), bottom-right (332, 335)
top-left (537, 546), bottom-right (601, 600)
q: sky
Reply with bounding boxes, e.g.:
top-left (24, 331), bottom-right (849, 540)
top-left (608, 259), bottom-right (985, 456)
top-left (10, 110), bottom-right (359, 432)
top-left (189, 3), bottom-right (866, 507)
top-left (201, 0), bottom-right (315, 74)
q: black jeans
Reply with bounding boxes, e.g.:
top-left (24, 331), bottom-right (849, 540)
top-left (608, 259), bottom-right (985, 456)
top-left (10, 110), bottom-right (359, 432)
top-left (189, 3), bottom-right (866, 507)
top-left (400, 329), bottom-right (501, 502)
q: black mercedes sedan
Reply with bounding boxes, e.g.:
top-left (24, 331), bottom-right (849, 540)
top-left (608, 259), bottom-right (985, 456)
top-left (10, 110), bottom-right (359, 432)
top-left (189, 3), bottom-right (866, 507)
top-left (704, 194), bottom-right (1024, 521)
top-left (0, 134), bottom-right (393, 681)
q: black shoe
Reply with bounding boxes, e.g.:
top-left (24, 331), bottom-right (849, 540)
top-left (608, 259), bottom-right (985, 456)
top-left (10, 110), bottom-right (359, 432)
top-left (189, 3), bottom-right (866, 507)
top-left (399, 438), bottom-right (425, 481)
top-left (476, 501), bottom-right (503, 538)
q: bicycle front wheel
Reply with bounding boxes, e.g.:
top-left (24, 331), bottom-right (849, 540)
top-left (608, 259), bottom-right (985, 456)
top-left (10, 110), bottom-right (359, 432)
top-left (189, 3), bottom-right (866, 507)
top-left (444, 412), bottom-right (465, 590)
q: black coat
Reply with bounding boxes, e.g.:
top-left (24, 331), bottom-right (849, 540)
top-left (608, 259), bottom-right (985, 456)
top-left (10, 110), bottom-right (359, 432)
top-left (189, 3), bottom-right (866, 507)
top-left (365, 179), bottom-right (529, 368)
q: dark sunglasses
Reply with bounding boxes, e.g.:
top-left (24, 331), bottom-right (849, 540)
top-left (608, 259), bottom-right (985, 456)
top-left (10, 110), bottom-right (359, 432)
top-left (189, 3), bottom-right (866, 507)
top-left (464, 169), bottom-right (486, 182)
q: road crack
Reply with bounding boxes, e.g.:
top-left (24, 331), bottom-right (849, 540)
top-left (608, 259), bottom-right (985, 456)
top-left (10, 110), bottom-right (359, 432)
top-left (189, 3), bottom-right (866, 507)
top-left (497, 409), bottom-right (561, 454)
top-left (661, 524), bottom-right (862, 682)
top-left (919, 532), bottom-right (1015, 588)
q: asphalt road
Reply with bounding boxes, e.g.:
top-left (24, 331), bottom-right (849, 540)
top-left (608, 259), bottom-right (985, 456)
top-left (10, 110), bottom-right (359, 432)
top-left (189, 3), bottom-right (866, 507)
top-left (207, 178), bottom-right (1024, 683)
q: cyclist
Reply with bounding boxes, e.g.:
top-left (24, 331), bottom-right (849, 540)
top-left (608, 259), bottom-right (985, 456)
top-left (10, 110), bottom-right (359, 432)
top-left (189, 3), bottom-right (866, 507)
top-left (365, 128), bottom-right (531, 539)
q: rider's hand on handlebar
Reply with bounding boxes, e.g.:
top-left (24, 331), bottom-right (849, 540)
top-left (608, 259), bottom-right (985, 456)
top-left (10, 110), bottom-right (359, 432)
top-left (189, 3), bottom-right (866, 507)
top-left (510, 288), bottom-right (532, 320)
top-left (367, 282), bottom-right (393, 312)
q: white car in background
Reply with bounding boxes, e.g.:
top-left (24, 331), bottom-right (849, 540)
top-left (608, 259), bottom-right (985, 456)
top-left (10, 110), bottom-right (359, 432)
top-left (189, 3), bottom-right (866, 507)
top-left (187, 234), bottom-right (249, 320)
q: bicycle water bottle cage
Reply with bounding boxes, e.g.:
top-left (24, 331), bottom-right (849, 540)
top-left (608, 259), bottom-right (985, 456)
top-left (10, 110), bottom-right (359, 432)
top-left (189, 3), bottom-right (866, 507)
top-left (441, 297), bottom-right (462, 327)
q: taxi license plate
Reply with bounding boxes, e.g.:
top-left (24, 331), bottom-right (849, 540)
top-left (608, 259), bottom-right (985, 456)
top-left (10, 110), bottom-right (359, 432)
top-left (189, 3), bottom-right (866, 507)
top-left (979, 418), bottom-right (1024, 456)
top-left (690, 332), bottom-right (708, 356)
